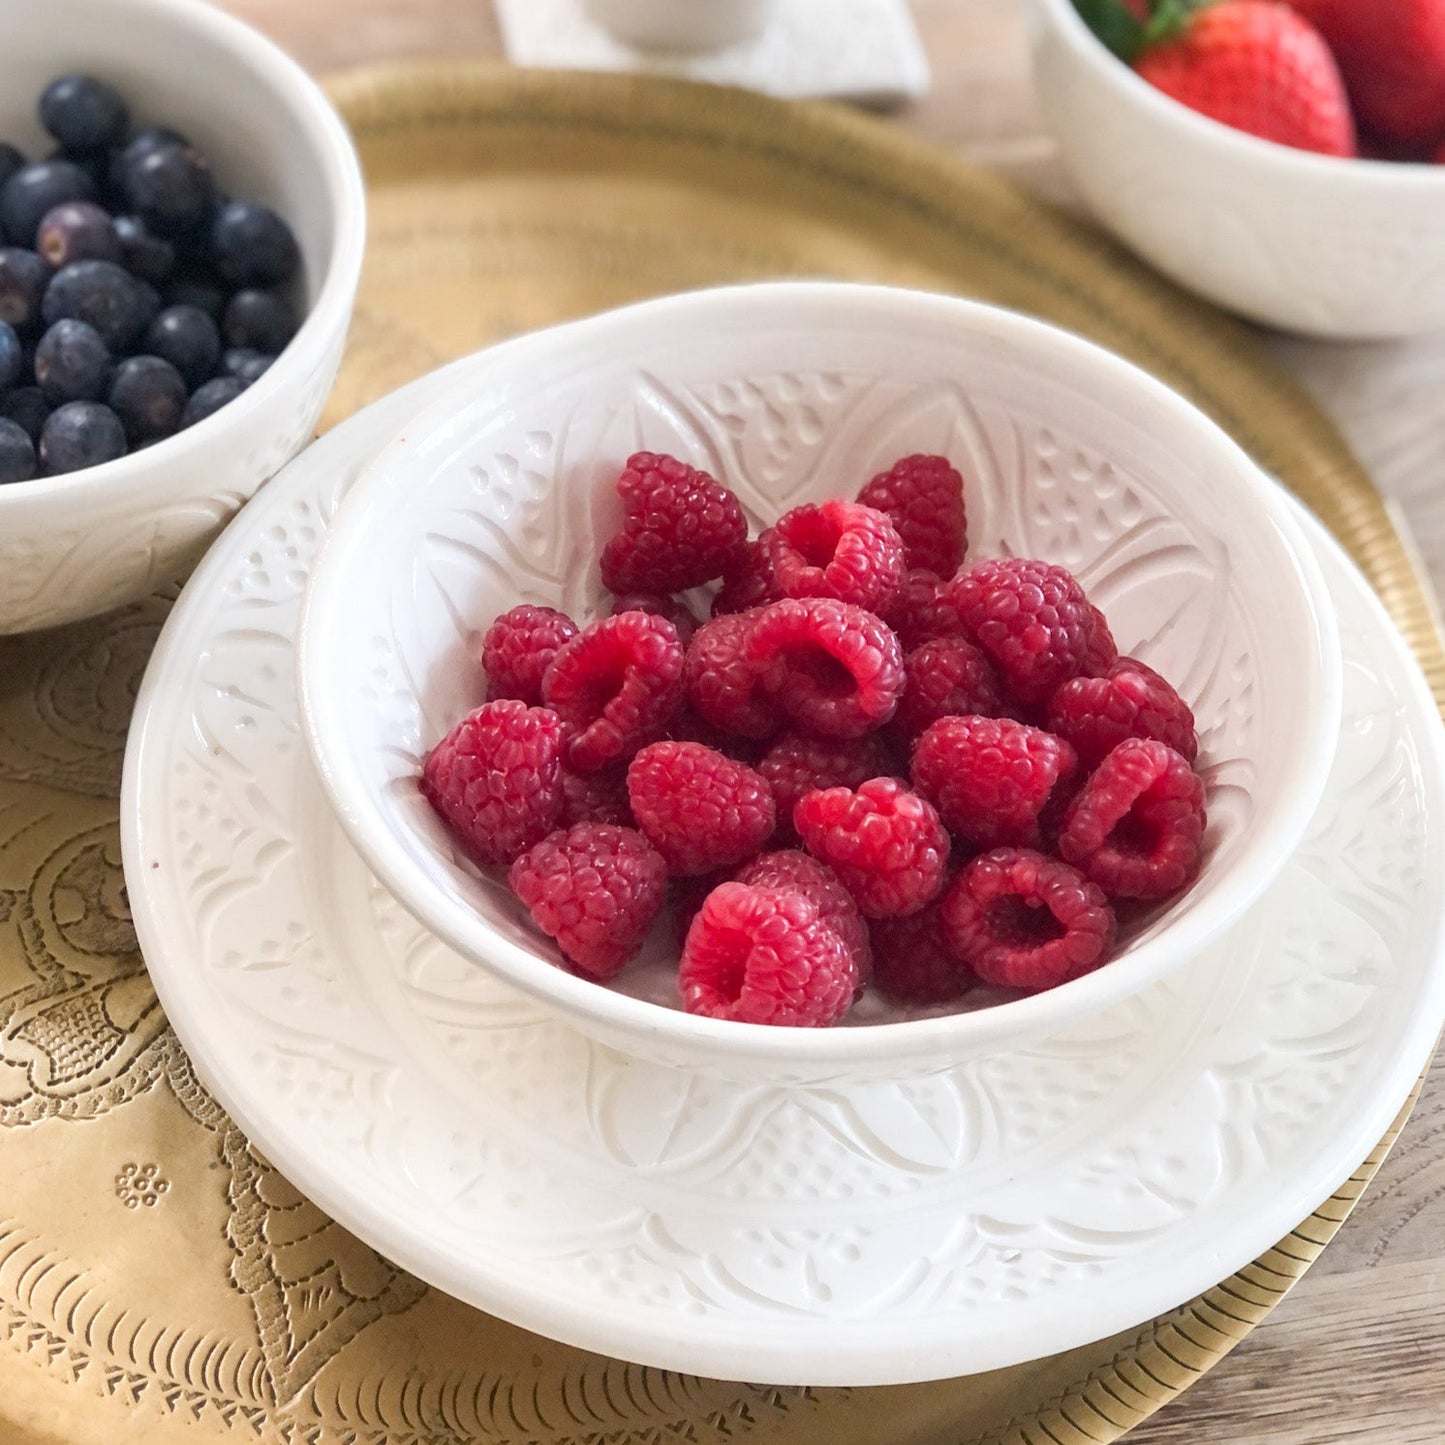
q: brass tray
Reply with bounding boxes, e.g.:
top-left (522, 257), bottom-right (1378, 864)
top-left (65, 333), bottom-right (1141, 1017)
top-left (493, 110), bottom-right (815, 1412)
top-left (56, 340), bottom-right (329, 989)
top-left (0, 62), bottom-right (1436, 1445)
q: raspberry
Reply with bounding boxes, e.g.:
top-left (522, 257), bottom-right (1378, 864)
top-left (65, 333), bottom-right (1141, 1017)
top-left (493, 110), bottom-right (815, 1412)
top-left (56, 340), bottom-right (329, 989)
top-left (541, 611), bottom-right (684, 773)
top-left (481, 604), bottom-right (578, 705)
top-left (1081, 603), bottom-right (1118, 676)
top-left (678, 883), bottom-right (857, 1027)
top-left (683, 610), bottom-right (779, 740)
top-left (666, 705), bottom-right (764, 763)
top-left (941, 847), bottom-right (1116, 991)
top-left (671, 870), bottom-right (730, 948)
top-left (420, 700), bottom-right (565, 866)
top-left (627, 740), bottom-right (776, 875)
top-left (911, 715), bottom-right (1078, 848)
top-left (878, 568), bottom-right (945, 650)
top-left (600, 451), bottom-right (747, 594)
top-left (559, 765), bottom-right (634, 828)
top-left (735, 849), bottom-right (872, 980)
top-left (794, 777), bottom-right (950, 919)
top-left (508, 823), bottom-right (667, 981)
top-left (1047, 658), bottom-right (1198, 767)
top-left (766, 499), bottom-right (904, 611)
top-left (892, 636), bottom-right (1004, 746)
top-left (857, 453), bottom-right (968, 577)
top-left (748, 597), bottom-right (905, 739)
top-left (1058, 739), bottom-right (1206, 898)
top-left (756, 731), bottom-right (893, 842)
top-left (947, 557), bottom-right (1095, 704)
top-left (712, 533), bottom-right (781, 617)
top-left (609, 592), bottom-right (700, 646)
top-left (870, 890), bottom-right (974, 1004)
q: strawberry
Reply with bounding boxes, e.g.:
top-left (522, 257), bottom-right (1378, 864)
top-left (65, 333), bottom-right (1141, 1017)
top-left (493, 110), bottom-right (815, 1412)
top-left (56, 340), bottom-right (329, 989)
top-left (1286, 1), bottom-right (1445, 146)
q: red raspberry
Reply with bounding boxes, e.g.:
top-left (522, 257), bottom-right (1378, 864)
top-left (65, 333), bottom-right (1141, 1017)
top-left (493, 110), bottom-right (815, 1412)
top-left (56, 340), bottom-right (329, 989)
top-left (666, 705), bottom-right (764, 763)
top-left (857, 453), bottom-right (968, 577)
top-left (766, 499), bottom-right (904, 612)
top-left (609, 592), bottom-right (700, 646)
top-left (541, 611), bottom-right (684, 773)
top-left (794, 777), bottom-right (950, 919)
top-left (1081, 603), bottom-right (1118, 677)
top-left (599, 451), bottom-right (748, 594)
top-left (671, 870), bottom-right (730, 948)
top-left (870, 890), bottom-right (974, 1004)
top-left (481, 604), bottom-right (578, 705)
top-left (683, 610), bottom-right (779, 740)
top-left (911, 715), bottom-right (1078, 848)
top-left (420, 700), bottom-right (565, 866)
top-left (735, 849), bottom-right (872, 980)
top-left (627, 740), bottom-right (776, 875)
top-left (1047, 658), bottom-right (1198, 767)
top-left (947, 557), bottom-right (1095, 704)
top-left (712, 533), bottom-right (782, 617)
top-left (679, 882), bottom-right (857, 1027)
top-left (559, 765), bottom-right (634, 828)
top-left (941, 847), bottom-right (1116, 992)
top-left (878, 568), bottom-right (945, 650)
top-left (748, 598), bottom-right (905, 739)
top-left (1058, 739), bottom-right (1206, 898)
top-left (508, 823), bottom-right (667, 981)
top-left (756, 731), bottom-right (893, 842)
top-left (892, 636), bottom-right (1004, 746)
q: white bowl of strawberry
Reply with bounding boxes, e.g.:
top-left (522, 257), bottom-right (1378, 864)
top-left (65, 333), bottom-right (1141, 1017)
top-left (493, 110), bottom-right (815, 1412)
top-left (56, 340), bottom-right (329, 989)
top-left (297, 283), bottom-right (1341, 1083)
top-left (1029, 0), bottom-right (1445, 337)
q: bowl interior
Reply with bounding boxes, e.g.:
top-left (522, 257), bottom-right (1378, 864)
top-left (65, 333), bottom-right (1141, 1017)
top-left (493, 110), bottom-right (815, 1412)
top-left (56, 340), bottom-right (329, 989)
top-left (299, 284), bottom-right (1338, 1060)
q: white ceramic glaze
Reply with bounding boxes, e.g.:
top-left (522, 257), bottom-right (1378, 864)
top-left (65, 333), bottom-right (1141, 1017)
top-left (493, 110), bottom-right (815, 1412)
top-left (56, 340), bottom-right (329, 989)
top-left (584, 0), bottom-right (775, 51)
top-left (0, 0), bottom-right (364, 634)
top-left (297, 284), bottom-right (1341, 1083)
top-left (1027, 0), bottom-right (1445, 338)
top-left (123, 364), bottom-right (1445, 1384)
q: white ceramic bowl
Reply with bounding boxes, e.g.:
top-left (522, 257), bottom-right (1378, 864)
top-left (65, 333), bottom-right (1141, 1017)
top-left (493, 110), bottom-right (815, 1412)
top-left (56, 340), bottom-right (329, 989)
top-left (0, 0), bottom-right (364, 634)
top-left (297, 282), bottom-right (1341, 1084)
top-left (1027, 0), bottom-right (1445, 338)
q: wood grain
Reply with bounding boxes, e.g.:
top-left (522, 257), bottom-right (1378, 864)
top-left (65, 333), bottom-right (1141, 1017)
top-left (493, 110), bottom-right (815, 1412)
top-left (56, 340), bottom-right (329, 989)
top-left (213, 3), bottom-right (1445, 1440)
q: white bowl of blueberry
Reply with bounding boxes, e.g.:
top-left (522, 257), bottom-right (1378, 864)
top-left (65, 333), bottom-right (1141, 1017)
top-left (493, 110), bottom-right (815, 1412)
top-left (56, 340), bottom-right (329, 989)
top-left (0, 0), bottom-right (363, 634)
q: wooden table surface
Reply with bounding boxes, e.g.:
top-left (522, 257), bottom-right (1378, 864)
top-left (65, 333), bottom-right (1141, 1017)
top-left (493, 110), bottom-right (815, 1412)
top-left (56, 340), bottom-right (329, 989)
top-left (212, 3), bottom-right (1445, 1441)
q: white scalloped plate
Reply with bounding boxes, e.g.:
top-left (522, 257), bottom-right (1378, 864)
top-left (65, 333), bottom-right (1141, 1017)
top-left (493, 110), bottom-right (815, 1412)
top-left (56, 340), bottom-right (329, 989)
top-left (121, 359), bottom-right (1445, 1387)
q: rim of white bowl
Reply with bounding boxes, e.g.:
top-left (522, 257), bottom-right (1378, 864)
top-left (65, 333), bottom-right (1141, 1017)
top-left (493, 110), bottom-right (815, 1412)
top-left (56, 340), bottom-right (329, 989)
top-left (0, 0), bottom-right (365, 508)
top-left (1033, 0), bottom-right (1445, 187)
top-left (298, 281), bottom-right (1343, 1068)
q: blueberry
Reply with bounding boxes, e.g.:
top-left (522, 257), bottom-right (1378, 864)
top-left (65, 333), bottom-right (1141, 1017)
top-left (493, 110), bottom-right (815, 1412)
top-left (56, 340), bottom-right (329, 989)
top-left (39, 400), bottom-right (126, 474)
top-left (210, 200), bottom-right (299, 287)
top-left (181, 374), bottom-right (246, 428)
top-left (0, 385), bottom-right (51, 442)
top-left (220, 347), bottom-right (273, 385)
top-left (144, 304), bottom-right (219, 387)
top-left (0, 160), bottom-right (96, 247)
top-left (39, 75), bottom-right (128, 154)
top-left (34, 318), bottom-right (112, 403)
top-left (108, 354), bottom-right (186, 443)
top-left (0, 248), bottom-right (49, 330)
top-left (43, 259), bottom-right (159, 353)
top-left (222, 289), bottom-right (296, 354)
top-left (0, 416), bottom-right (37, 483)
top-left (119, 140), bottom-right (216, 237)
top-left (162, 274), bottom-right (225, 321)
top-left (36, 201), bottom-right (120, 269)
top-left (0, 145), bottom-right (24, 194)
top-left (0, 321), bottom-right (23, 392)
top-left (113, 214), bottom-right (175, 284)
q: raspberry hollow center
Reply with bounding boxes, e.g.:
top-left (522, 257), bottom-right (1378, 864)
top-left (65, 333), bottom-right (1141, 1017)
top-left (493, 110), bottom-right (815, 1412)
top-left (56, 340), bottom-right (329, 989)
top-left (1106, 811), bottom-right (1157, 858)
top-left (988, 894), bottom-right (1066, 948)
top-left (796, 644), bottom-right (856, 697)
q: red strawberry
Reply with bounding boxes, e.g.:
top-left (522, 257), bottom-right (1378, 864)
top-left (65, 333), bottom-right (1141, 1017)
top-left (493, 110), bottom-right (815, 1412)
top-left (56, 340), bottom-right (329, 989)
top-left (1134, 1), bottom-right (1356, 157)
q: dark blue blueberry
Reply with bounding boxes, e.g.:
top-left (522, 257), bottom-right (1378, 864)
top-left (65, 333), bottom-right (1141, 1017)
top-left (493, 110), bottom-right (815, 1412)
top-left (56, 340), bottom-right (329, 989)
top-left (0, 160), bottom-right (96, 247)
top-left (113, 214), bottom-right (175, 284)
top-left (119, 140), bottom-right (216, 237)
top-left (39, 400), bottom-right (126, 474)
top-left (34, 318), bottom-right (112, 403)
top-left (39, 75), bottom-right (129, 154)
top-left (0, 385), bottom-right (51, 442)
top-left (36, 200), bottom-right (120, 269)
top-left (0, 320), bottom-right (22, 392)
top-left (162, 273), bottom-right (225, 321)
top-left (222, 289), bottom-right (296, 354)
top-left (0, 248), bottom-right (48, 331)
top-left (42, 259), bottom-right (159, 353)
top-left (108, 355), bottom-right (187, 443)
top-left (144, 304), bottom-right (219, 388)
top-left (0, 145), bottom-right (24, 193)
top-left (181, 375), bottom-right (245, 428)
top-left (210, 200), bottom-right (299, 287)
top-left (220, 347), bottom-right (273, 385)
top-left (0, 416), bottom-right (36, 483)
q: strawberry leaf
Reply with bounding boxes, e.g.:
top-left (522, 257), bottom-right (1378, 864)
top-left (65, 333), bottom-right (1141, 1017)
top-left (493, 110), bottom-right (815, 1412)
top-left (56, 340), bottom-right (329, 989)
top-left (1072, 0), bottom-right (1146, 62)
top-left (1142, 0), bottom-right (1217, 44)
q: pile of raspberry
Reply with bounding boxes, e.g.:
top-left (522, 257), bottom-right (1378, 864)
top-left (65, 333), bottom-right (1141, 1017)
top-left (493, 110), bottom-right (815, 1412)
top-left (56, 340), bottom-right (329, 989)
top-left (421, 449), bottom-right (1208, 1029)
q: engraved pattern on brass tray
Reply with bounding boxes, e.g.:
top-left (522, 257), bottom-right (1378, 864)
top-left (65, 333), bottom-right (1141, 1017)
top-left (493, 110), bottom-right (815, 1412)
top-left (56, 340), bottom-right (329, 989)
top-left (0, 62), bottom-right (1436, 1445)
